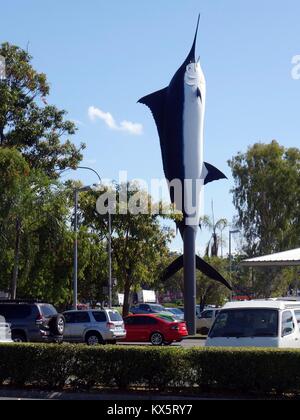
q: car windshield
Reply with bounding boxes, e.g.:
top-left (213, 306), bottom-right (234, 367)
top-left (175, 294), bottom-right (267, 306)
top-left (167, 308), bottom-right (183, 315)
top-left (40, 305), bottom-right (57, 317)
top-left (209, 309), bottom-right (279, 338)
top-left (108, 311), bottom-right (123, 322)
top-left (149, 305), bottom-right (165, 312)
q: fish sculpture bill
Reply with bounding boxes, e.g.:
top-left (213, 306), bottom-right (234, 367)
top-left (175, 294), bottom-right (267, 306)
top-left (138, 16), bottom-right (232, 334)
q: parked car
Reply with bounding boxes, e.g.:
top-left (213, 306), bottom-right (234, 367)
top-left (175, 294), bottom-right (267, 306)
top-left (130, 303), bottom-right (173, 316)
top-left (180, 305), bottom-right (202, 318)
top-left (165, 307), bottom-right (185, 321)
top-left (123, 314), bottom-right (188, 346)
top-left (196, 308), bottom-right (221, 335)
top-left (206, 300), bottom-right (300, 348)
top-left (0, 315), bottom-right (12, 343)
top-left (196, 305), bottom-right (202, 317)
top-left (0, 300), bottom-right (65, 343)
top-left (63, 309), bottom-right (126, 345)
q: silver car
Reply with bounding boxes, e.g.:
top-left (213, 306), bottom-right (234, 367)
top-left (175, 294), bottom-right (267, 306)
top-left (0, 315), bottom-right (12, 343)
top-left (63, 309), bottom-right (126, 345)
top-left (196, 308), bottom-right (221, 336)
top-left (165, 308), bottom-right (185, 321)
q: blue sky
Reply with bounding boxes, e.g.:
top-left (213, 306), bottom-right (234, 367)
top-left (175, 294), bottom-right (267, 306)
top-left (2, 0), bottom-right (300, 255)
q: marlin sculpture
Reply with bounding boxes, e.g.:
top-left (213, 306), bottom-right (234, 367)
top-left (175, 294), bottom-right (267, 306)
top-left (138, 16), bottom-right (232, 334)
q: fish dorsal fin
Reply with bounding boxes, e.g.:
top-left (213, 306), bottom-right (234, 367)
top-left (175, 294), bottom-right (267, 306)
top-left (203, 162), bottom-right (227, 185)
top-left (138, 87), bottom-right (168, 139)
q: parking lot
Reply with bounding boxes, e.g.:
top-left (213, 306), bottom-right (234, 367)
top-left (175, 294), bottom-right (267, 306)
top-left (118, 338), bottom-right (206, 348)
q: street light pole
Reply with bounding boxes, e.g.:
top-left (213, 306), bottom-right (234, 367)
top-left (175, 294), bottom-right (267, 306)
top-left (70, 166), bottom-right (102, 310)
top-left (73, 189), bottom-right (79, 310)
top-left (229, 229), bottom-right (240, 301)
top-left (108, 212), bottom-right (112, 308)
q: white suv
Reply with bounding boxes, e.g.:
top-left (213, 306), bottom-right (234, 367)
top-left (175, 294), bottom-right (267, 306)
top-left (0, 315), bottom-right (12, 343)
top-left (63, 309), bottom-right (126, 345)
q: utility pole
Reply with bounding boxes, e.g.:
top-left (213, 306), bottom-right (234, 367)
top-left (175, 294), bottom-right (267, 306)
top-left (73, 189), bottom-right (79, 310)
top-left (70, 166), bottom-right (102, 310)
top-left (108, 211), bottom-right (112, 308)
top-left (229, 229), bottom-right (240, 301)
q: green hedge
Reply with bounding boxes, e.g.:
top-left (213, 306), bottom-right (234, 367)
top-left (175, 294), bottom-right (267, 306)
top-left (1, 344), bottom-right (300, 395)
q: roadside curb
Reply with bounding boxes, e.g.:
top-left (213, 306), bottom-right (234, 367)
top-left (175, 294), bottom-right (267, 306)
top-left (183, 336), bottom-right (206, 340)
top-left (0, 388), bottom-right (221, 400)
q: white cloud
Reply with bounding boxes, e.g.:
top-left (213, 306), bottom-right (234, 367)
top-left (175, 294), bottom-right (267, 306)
top-left (88, 106), bottom-right (143, 136)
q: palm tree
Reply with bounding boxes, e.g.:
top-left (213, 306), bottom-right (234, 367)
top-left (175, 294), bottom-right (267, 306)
top-left (201, 202), bottom-right (228, 257)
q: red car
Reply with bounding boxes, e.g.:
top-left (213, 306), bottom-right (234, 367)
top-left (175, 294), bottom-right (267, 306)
top-left (123, 314), bottom-right (188, 346)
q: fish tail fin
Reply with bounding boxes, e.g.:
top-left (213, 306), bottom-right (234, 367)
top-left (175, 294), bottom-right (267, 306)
top-left (162, 255), bottom-right (184, 282)
top-left (162, 254), bottom-right (232, 291)
top-left (196, 256), bottom-right (232, 290)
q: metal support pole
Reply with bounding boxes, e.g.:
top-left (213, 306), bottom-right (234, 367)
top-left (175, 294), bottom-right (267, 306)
top-left (229, 232), bottom-right (232, 279)
top-left (73, 189), bottom-right (78, 310)
top-left (229, 229), bottom-right (239, 301)
top-left (108, 211), bottom-right (112, 308)
top-left (184, 226), bottom-right (196, 336)
top-left (68, 166), bottom-right (102, 310)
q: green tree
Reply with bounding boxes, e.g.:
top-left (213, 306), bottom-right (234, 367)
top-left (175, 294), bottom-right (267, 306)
top-left (0, 153), bottom-right (74, 300)
top-left (0, 42), bottom-right (84, 177)
top-left (78, 183), bottom-right (174, 316)
top-left (0, 148), bottom-right (31, 297)
top-left (0, 42), bottom-right (85, 300)
top-left (196, 257), bottom-right (231, 308)
top-left (201, 215), bottom-right (228, 257)
top-left (231, 258), bottom-right (298, 300)
top-left (14, 182), bottom-right (74, 304)
top-left (228, 140), bottom-right (300, 257)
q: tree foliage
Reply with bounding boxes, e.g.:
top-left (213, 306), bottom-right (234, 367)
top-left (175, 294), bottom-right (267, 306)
top-left (0, 42), bottom-right (85, 299)
top-left (78, 183), bottom-right (174, 316)
top-left (0, 42), bottom-right (85, 177)
top-left (201, 215), bottom-right (228, 257)
top-left (228, 140), bottom-right (300, 256)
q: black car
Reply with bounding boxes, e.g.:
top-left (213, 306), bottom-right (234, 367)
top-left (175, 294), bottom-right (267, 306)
top-left (0, 300), bottom-right (65, 343)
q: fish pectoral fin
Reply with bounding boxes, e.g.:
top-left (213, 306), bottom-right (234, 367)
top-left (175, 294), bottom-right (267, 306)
top-left (203, 162), bottom-right (227, 185)
top-left (138, 87), bottom-right (168, 139)
top-left (196, 256), bottom-right (232, 290)
top-left (196, 87), bottom-right (202, 102)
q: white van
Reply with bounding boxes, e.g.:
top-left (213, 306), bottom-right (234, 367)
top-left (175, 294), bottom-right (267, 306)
top-left (206, 300), bottom-right (300, 348)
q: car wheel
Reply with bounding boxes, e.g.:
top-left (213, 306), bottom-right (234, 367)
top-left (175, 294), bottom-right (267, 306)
top-left (12, 332), bottom-right (27, 343)
top-left (49, 314), bottom-right (65, 336)
top-left (85, 332), bottom-right (103, 346)
top-left (150, 332), bottom-right (164, 346)
top-left (200, 327), bottom-right (209, 336)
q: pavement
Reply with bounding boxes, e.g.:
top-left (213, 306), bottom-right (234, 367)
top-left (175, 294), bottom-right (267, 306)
top-left (0, 389), bottom-right (206, 400)
top-left (117, 338), bottom-right (206, 348)
top-left (0, 388), bottom-right (259, 400)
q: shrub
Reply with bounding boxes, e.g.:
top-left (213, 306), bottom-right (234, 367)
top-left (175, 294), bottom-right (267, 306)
top-left (1, 344), bottom-right (300, 395)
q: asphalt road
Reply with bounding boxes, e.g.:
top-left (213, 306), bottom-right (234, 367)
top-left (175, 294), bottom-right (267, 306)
top-left (117, 338), bottom-right (206, 348)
